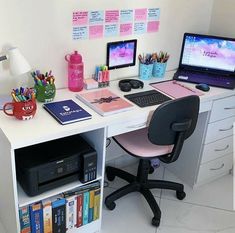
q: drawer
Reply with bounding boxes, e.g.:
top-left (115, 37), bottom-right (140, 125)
top-left (107, 117), bottom-right (148, 137)
top-left (205, 116), bottom-right (235, 143)
top-left (210, 95), bottom-right (235, 122)
top-left (201, 136), bottom-right (233, 163)
top-left (197, 153), bottom-right (232, 184)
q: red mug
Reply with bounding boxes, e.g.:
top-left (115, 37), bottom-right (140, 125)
top-left (3, 99), bottom-right (37, 120)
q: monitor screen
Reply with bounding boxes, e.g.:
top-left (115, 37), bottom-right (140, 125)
top-left (180, 33), bottom-right (235, 73)
top-left (106, 39), bottom-right (137, 70)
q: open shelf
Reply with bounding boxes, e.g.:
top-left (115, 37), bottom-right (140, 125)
top-left (18, 175), bottom-right (102, 207)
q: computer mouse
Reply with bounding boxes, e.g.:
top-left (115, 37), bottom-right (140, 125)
top-left (195, 83), bottom-right (210, 92)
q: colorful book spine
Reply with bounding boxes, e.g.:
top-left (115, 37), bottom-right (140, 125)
top-left (42, 199), bottom-right (52, 233)
top-left (52, 198), bottom-right (66, 233)
top-left (29, 202), bottom-right (43, 233)
top-left (19, 206), bottom-right (31, 233)
top-left (76, 193), bottom-right (83, 228)
top-left (88, 189), bottom-right (95, 223)
top-left (66, 195), bottom-right (77, 231)
top-left (82, 191), bottom-right (90, 225)
top-left (94, 188), bottom-right (101, 221)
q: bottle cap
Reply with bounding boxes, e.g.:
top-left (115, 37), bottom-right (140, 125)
top-left (70, 51), bottom-right (82, 64)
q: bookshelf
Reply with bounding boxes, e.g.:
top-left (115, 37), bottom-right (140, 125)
top-left (0, 100), bottom-right (107, 233)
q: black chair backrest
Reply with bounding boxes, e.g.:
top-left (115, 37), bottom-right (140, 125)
top-left (148, 95), bottom-right (200, 145)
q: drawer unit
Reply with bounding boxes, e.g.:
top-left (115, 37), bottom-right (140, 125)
top-left (209, 95), bottom-right (235, 122)
top-left (205, 116), bottom-right (235, 144)
top-left (201, 136), bottom-right (233, 163)
top-left (197, 153), bottom-right (233, 184)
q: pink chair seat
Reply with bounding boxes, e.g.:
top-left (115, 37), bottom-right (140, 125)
top-left (114, 128), bottom-right (173, 158)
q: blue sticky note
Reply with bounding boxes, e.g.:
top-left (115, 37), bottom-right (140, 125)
top-left (134, 22), bottom-right (147, 34)
top-left (89, 11), bottom-right (104, 24)
top-left (104, 24), bottom-right (118, 37)
top-left (120, 9), bottom-right (133, 23)
top-left (148, 8), bottom-right (160, 21)
top-left (73, 26), bottom-right (88, 40)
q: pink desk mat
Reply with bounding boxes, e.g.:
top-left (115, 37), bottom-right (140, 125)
top-left (150, 80), bottom-right (204, 99)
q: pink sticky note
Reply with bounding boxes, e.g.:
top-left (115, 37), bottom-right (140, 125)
top-left (147, 21), bottom-right (160, 33)
top-left (105, 10), bottom-right (119, 23)
top-left (89, 25), bottom-right (103, 39)
top-left (120, 23), bottom-right (133, 36)
top-left (73, 11), bottom-right (88, 26)
top-left (135, 8), bottom-right (147, 21)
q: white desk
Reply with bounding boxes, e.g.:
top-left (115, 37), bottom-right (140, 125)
top-left (0, 71), bottom-right (234, 233)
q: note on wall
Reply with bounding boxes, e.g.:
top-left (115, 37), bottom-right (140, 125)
top-left (120, 23), bottom-right (133, 36)
top-left (89, 25), bottom-right (103, 39)
top-left (72, 7), bottom-right (161, 40)
top-left (73, 11), bottom-right (88, 26)
top-left (105, 24), bottom-right (118, 37)
top-left (105, 10), bottom-right (119, 23)
top-left (120, 9), bottom-right (133, 23)
top-left (89, 11), bottom-right (104, 24)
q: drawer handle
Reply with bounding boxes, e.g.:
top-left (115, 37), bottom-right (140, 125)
top-left (127, 122), bottom-right (147, 129)
top-left (214, 145), bottom-right (229, 152)
top-left (224, 107), bottom-right (235, 110)
top-left (219, 125), bottom-right (233, 131)
top-left (210, 163), bottom-right (225, 171)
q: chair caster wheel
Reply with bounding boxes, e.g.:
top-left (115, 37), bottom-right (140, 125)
top-left (149, 166), bottom-right (155, 174)
top-left (106, 167), bottom-right (115, 181)
top-left (176, 191), bottom-right (186, 200)
top-left (152, 217), bottom-right (160, 227)
top-left (105, 199), bottom-right (116, 210)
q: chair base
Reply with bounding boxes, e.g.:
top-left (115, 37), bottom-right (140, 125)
top-left (105, 160), bottom-right (186, 227)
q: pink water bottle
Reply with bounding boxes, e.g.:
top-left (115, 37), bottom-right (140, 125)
top-left (65, 51), bottom-right (84, 92)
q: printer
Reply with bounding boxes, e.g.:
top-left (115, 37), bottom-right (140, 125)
top-left (15, 135), bottom-right (97, 196)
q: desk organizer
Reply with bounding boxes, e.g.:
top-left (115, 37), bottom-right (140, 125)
top-left (152, 62), bottom-right (167, 78)
top-left (139, 63), bottom-right (153, 80)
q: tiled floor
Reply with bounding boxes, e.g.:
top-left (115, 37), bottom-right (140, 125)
top-left (101, 163), bottom-right (235, 233)
top-left (0, 164), bottom-right (233, 233)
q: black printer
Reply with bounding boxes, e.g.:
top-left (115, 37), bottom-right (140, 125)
top-left (15, 135), bottom-right (97, 196)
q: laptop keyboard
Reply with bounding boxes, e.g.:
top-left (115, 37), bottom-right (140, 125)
top-left (174, 70), bottom-right (235, 89)
top-left (124, 90), bottom-right (172, 108)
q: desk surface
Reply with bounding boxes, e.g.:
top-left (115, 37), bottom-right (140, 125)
top-left (0, 71), bottom-right (234, 149)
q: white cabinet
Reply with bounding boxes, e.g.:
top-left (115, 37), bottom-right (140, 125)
top-left (0, 127), bottom-right (106, 233)
top-left (196, 95), bottom-right (234, 185)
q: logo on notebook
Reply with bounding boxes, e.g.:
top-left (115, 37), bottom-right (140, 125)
top-left (63, 105), bottom-right (70, 111)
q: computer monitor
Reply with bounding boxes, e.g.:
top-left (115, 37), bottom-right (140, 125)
top-left (179, 33), bottom-right (235, 74)
top-left (106, 39), bottom-right (137, 70)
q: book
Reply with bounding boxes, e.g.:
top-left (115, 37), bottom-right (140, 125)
top-left (42, 199), bottom-right (52, 233)
top-left (43, 99), bottom-right (92, 125)
top-left (66, 195), bottom-right (77, 231)
top-left (76, 88), bottom-right (134, 116)
top-left (76, 193), bottom-right (83, 228)
top-left (51, 198), bottom-right (66, 233)
top-left (19, 206), bottom-right (31, 233)
top-left (82, 191), bottom-right (90, 225)
top-left (93, 188), bottom-right (101, 221)
top-left (29, 202), bottom-right (43, 233)
top-left (88, 189), bottom-right (95, 223)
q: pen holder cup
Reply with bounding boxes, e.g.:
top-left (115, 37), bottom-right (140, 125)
top-left (3, 99), bottom-right (37, 120)
top-left (139, 63), bottom-right (153, 80)
top-left (152, 62), bottom-right (167, 78)
top-left (35, 83), bottom-right (56, 103)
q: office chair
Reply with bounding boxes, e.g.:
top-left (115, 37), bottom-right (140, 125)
top-left (105, 95), bottom-right (200, 227)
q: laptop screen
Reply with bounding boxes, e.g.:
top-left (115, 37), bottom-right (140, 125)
top-left (179, 33), bottom-right (235, 74)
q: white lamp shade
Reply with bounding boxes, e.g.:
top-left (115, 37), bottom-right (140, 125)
top-left (8, 47), bottom-right (31, 76)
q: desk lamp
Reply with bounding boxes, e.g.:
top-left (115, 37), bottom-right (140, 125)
top-left (0, 47), bottom-right (31, 108)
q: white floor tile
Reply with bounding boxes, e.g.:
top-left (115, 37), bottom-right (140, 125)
top-left (0, 221), bottom-right (6, 233)
top-left (101, 187), bottom-right (159, 233)
top-left (161, 168), bottom-right (233, 211)
top-left (159, 198), bottom-right (235, 233)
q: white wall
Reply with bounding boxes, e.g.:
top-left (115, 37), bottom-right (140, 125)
top-left (0, 0), bottom-right (213, 94)
top-left (210, 0), bottom-right (235, 37)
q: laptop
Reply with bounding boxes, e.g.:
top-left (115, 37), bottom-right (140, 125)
top-left (173, 33), bottom-right (235, 89)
